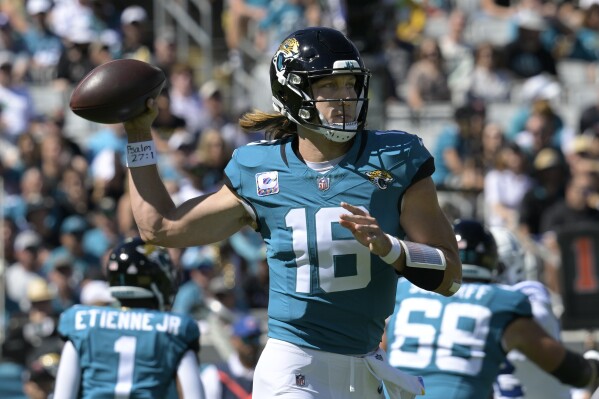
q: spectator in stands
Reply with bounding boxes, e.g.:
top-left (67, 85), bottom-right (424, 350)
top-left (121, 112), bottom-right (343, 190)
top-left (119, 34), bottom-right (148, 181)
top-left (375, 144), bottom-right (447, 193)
top-left (150, 96), bottom-right (188, 171)
top-left (55, 166), bottom-right (91, 217)
top-left (432, 101), bottom-right (486, 190)
top-left (81, 197), bottom-right (121, 260)
top-left (484, 142), bottom-right (533, 229)
top-left (152, 27), bottom-right (178, 79)
top-left (6, 230), bottom-right (46, 313)
top-left (405, 37), bottom-right (451, 112)
top-left (199, 80), bottom-right (233, 134)
top-left (440, 9), bottom-right (476, 103)
top-left (49, 0), bottom-right (94, 42)
top-left (119, 5), bottom-right (151, 62)
top-left (514, 99), bottom-right (565, 159)
top-left (23, 278), bottom-right (63, 359)
top-left (539, 172), bottom-right (599, 294)
top-left (505, 75), bottom-right (567, 148)
top-left (384, 0), bottom-right (426, 99)
top-left (15, 131), bottom-right (41, 173)
top-left (480, 122), bottom-right (507, 174)
top-left (2, 216), bottom-right (18, 266)
top-left (24, 196), bottom-right (61, 248)
top-left (518, 147), bottom-right (568, 239)
top-left (42, 215), bottom-right (100, 283)
top-left (254, 0), bottom-right (319, 55)
top-left (168, 63), bottom-right (209, 137)
top-left (23, 352), bottom-right (60, 399)
top-left (4, 167), bottom-right (49, 230)
top-left (0, 59), bottom-right (35, 143)
top-left (172, 245), bottom-right (218, 317)
top-left (0, 12), bottom-right (30, 83)
top-left (201, 314), bottom-right (263, 398)
top-left (502, 9), bottom-right (558, 79)
top-left (568, 4), bottom-right (599, 61)
top-left (23, 0), bottom-right (64, 84)
top-left (188, 128), bottom-right (232, 193)
top-left (222, 0), bottom-right (270, 69)
top-left (462, 42), bottom-right (513, 104)
top-left (579, 87), bottom-right (599, 135)
top-left (46, 256), bottom-right (79, 313)
top-left (87, 39), bottom-right (113, 67)
top-left (566, 134), bottom-right (599, 177)
top-left (39, 130), bottom-right (76, 192)
top-left (53, 25), bottom-right (95, 90)
top-left (0, 317), bottom-right (31, 399)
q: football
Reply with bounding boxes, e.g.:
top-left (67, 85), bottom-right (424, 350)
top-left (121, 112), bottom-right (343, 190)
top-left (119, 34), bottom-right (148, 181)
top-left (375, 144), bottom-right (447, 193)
top-left (69, 59), bottom-right (166, 124)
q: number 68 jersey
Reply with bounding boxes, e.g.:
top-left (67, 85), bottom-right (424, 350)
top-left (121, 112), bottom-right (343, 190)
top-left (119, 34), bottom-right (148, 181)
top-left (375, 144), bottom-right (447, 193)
top-left (386, 278), bottom-right (533, 399)
top-left (224, 130), bottom-right (434, 355)
top-left (57, 304), bottom-right (200, 398)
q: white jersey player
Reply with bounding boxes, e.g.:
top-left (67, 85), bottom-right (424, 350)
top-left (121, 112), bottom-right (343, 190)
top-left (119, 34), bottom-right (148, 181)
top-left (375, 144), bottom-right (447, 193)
top-left (490, 226), bottom-right (571, 399)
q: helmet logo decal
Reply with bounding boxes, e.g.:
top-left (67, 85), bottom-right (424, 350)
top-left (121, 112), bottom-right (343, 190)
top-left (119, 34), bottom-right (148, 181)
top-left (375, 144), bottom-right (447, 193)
top-left (275, 37), bottom-right (300, 76)
top-left (365, 170), bottom-right (394, 190)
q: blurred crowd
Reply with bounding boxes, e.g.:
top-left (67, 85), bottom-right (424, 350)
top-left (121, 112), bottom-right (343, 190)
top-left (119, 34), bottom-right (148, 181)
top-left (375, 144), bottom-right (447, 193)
top-left (0, 0), bottom-right (599, 397)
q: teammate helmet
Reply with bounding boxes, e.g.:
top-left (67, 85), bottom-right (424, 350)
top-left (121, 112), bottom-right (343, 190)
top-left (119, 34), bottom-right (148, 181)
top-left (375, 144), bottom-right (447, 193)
top-left (106, 237), bottom-right (178, 310)
top-left (453, 220), bottom-right (498, 281)
top-left (489, 226), bottom-right (527, 285)
top-left (270, 27), bottom-right (370, 142)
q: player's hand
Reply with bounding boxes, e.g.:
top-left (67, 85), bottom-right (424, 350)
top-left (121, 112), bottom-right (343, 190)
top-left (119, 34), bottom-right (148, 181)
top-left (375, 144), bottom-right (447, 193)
top-left (123, 98), bottom-right (159, 139)
top-left (339, 202), bottom-right (392, 256)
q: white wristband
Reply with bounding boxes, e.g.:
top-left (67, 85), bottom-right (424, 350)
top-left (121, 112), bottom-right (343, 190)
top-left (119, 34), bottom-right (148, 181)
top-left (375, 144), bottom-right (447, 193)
top-left (126, 140), bottom-right (157, 168)
top-left (380, 234), bottom-right (402, 264)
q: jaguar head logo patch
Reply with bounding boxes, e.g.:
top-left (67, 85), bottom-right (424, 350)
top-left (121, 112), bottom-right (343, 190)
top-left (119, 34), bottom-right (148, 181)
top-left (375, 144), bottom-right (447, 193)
top-left (366, 170), bottom-right (394, 190)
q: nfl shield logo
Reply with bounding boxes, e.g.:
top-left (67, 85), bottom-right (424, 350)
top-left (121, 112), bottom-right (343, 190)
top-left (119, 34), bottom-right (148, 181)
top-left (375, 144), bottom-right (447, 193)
top-left (317, 176), bottom-right (330, 191)
top-left (295, 374), bottom-right (306, 387)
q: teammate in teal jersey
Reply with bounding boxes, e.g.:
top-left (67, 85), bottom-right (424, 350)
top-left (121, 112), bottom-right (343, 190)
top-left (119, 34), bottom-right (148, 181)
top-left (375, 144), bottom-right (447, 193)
top-left (53, 238), bottom-right (205, 399)
top-left (122, 27), bottom-right (462, 398)
top-left (385, 220), bottom-right (599, 399)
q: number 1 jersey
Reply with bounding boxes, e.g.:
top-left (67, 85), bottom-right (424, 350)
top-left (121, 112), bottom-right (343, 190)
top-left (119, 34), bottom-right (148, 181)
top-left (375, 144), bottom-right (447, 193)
top-left (58, 304), bottom-right (200, 398)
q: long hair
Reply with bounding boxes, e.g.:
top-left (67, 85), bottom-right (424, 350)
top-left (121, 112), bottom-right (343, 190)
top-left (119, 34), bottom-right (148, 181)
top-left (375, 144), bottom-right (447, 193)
top-left (239, 109), bottom-right (297, 140)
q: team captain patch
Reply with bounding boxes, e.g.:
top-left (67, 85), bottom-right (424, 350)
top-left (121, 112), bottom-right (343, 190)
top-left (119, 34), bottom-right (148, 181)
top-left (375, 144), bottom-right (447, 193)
top-left (256, 171), bottom-right (280, 196)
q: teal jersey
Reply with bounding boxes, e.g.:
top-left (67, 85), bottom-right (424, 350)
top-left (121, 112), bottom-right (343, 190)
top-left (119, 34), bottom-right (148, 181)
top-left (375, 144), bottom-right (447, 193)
top-left (58, 305), bottom-right (200, 399)
top-left (224, 130), bottom-right (433, 354)
top-left (386, 279), bottom-right (533, 399)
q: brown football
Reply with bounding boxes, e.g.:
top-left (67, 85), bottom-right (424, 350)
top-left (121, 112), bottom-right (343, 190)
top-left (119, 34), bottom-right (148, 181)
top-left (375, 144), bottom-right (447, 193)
top-left (69, 59), bottom-right (166, 124)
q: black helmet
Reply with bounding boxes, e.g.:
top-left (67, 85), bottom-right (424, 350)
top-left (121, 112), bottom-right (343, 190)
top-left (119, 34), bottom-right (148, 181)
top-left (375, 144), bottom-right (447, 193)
top-left (453, 220), bottom-right (498, 282)
top-left (106, 237), bottom-right (178, 310)
top-left (270, 27), bottom-right (370, 142)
